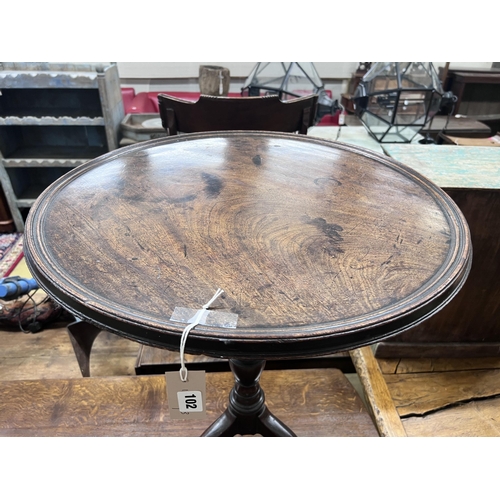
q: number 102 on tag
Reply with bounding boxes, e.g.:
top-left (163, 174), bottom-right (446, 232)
top-left (177, 390), bottom-right (203, 413)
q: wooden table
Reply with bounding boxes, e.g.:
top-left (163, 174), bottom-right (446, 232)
top-left (24, 131), bottom-right (472, 436)
top-left (308, 125), bottom-right (423, 155)
top-left (381, 144), bottom-right (500, 189)
top-left (443, 68), bottom-right (500, 118)
top-left (440, 133), bottom-right (500, 147)
top-left (420, 115), bottom-right (492, 139)
top-left (379, 144), bottom-right (500, 357)
top-left (308, 126), bottom-right (386, 154)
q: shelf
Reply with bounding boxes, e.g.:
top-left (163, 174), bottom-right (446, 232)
top-left (0, 66), bottom-right (101, 89)
top-left (6, 167), bottom-right (74, 202)
top-left (0, 88), bottom-right (104, 118)
top-left (0, 126), bottom-right (109, 161)
top-left (3, 158), bottom-right (89, 168)
top-left (0, 62), bottom-right (124, 231)
top-left (16, 197), bottom-right (43, 208)
top-left (0, 116), bottom-right (105, 126)
top-left (4, 145), bottom-right (107, 161)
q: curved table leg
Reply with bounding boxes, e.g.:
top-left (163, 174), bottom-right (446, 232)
top-left (202, 359), bottom-right (296, 437)
top-left (67, 319), bottom-right (101, 377)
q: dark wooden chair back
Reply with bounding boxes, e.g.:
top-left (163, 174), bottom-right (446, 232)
top-left (157, 94), bottom-right (318, 135)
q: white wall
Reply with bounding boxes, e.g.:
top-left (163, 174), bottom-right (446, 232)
top-left (116, 62), bottom-right (359, 80)
top-left (117, 61), bottom-right (494, 80)
top-left (116, 62), bottom-right (495, 99)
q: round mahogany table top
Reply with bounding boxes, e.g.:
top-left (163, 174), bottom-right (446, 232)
top-left (24, 131), bottom-right (472, 359)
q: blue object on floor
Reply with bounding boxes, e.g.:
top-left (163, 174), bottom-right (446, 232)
top-left (0, 276), bottom-right (39, 300)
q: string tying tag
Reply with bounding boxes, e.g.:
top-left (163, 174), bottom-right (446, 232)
top-left (179, 288), bottom-right (224, 382)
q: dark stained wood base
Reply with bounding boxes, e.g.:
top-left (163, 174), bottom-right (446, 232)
top-left (67, 319), bottom-right (101, 377)
top-left (202, 359), bottom-right (296, 437)
top-left (0, 368), bottom-right (379, 437)
top-left (202, 407), bottom-right (296, 437)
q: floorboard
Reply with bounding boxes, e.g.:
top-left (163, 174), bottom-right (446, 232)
top-left (0, 322), bottom-right (378, 437)
top-left (403, 396), bottom-right (500, 437)
top-left (353, 347), bottom-right (500, 437)
top-left (3, 320), bottom-right (499, 437)
top-left (0, 323), bottom-right (139, 380)
top-left (0, 369), bottom-right (379, 437)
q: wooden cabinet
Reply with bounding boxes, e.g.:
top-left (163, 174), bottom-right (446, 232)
top-left (0, 62), bottom-right (124, 231)
top-left (442, 67), bottom-right (500, 134)
top-left (443, 68), bottom-right (500, 115)
top-left (377, 145), bottom-right (500, 357)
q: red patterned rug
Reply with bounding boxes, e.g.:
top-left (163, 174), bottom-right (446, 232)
top-left (0, 233), bottom-right (69, 329)
top-left (0, 233), bottom-right (24, 278)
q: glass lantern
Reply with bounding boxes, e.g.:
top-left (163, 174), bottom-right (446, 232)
top-left (242, 62), bottom-right (324, 99)
top-left (353, 62), bottom-right (445, 143)
top-left (241, 62), bottom-right (338, 121)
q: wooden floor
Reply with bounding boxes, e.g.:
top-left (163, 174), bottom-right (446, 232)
top-left (0, 323), bottom-right (139, 381)
top-left (0, 368), bottom-right (379, 437)
top-left (352, 347), bottom-right (500, 437)
top-left (2, 319), bottom-right (499, 437)
top-left (0, 322), bottom-right (378, 437)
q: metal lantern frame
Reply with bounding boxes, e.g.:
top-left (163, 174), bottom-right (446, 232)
top-left (354, 62), bottom-right (445, 143)
top-left (242, 62), bottom-right (324, 99)
top-left (242, 62), bottom-right (339, 122)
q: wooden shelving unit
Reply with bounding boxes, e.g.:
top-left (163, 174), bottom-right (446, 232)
top-left (0, 62), bottom-right (124, 231)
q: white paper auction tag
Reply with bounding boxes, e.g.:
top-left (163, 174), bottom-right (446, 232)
top-left (165, 370), bottom-right (207, 420)
top-left (177, 390), bottom-right (203, 412)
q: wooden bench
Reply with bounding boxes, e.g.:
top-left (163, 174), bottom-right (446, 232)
top-left (0, 368), bottom-right (379, 437)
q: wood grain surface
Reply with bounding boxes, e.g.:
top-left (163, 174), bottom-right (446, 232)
top-left (378, 357), bottom-right (500, 374)
top-left (0, 368), bottom-right (379, 437)
top-left (420, 116), bottom-right (492, 137)
top-left (0, 324), bottom-right (138, 380)
top-left (403, 397), bottom-right (500, 437)
top-left (350, 347), bottom-right (407, 436)
top-left (384, 369), bottom-right (500, 416)
top-left (382, 144), bottom-right (500, 189)
top-left (353, 352), bottom-right (500, 437)
top-left (308, 126), bottom-right (386, 154)
top-left (24, 131), bottom-right (471, 359)
top-left (375, 188), bottom-right (500, 355)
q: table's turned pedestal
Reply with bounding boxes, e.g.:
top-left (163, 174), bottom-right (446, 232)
top-left (202, 359), bottom-right (296, 437)
top-left (24, 131), bottom-right (472, 436)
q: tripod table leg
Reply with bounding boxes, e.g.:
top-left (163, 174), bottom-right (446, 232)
top-left (67, 319), bottom-right (101, 377)
top-left (202, 359), bottom-right (296, 437)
